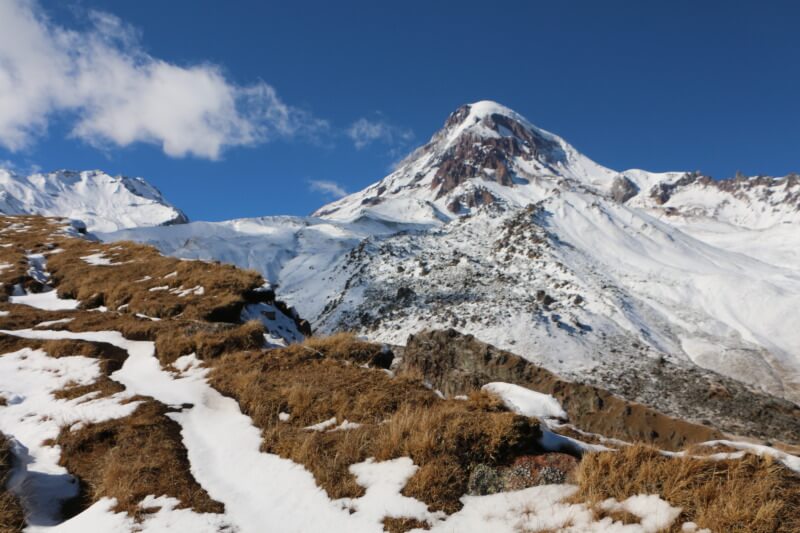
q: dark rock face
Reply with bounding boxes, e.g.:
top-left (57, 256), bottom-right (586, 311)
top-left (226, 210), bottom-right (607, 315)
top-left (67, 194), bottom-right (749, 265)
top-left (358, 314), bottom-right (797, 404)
top-left (431, 108), bottom-right (566, 200)
top-left (610, 176), bottom-right (639, 203)
top-left (162, 210), bottom-right (189, 226)
top-left (446, 188), bottom-right (498, 214)
top-left (431, 134), bottom-right (516, 197)
top-left (649, 173), bottom-right (699, 205)
top-left (401, 329), bottom-right (723, 449)
top-left (369, 346), bottom-right (394, 369)
top-left (400, 329), bottom-right (800, 448)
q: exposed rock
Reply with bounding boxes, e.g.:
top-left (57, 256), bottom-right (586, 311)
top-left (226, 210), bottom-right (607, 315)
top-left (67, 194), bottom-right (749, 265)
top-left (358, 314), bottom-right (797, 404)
top-left (467, 464), bottom-right (505, 496)
top-left (467, 453), bottom-right (578, 495)
top-left (400, 329), bottom-right (800, 448)
top-left (504, 453), bottom-right (578, 489)
top-left (610, 176), bottom-right (639, 203)
top-left (535, 290), bottom-right (555, 307)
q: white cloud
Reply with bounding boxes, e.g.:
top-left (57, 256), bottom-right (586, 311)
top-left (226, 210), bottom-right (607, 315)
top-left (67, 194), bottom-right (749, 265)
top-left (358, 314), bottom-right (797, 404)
top-left (0, 0), bottom-right (327, 159)
top-left (346, 117), bottom-right (414, 150)
top-left (308, 179), bottom-right (347, 199)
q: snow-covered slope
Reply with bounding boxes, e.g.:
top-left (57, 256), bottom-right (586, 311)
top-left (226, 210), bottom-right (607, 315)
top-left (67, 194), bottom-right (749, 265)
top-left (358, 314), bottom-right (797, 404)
top-left (103, 101), bottom-right (800, 410)
top-left (102, 216), bottom-right (432, 324)
top-left (0, 168), bottom-right (187, 232)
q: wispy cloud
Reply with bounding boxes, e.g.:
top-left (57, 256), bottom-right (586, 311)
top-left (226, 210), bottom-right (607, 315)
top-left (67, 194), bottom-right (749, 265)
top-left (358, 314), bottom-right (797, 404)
top-left (346, 117), bottom-right (414, 150)
top-left (308, 179), bottom-right (347, 199)
top-left (0, 1), bottom-right (328, 159)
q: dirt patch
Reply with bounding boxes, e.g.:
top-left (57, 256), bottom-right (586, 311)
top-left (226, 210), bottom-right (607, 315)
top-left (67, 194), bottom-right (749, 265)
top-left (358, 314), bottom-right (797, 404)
top-left (56, 401), bottom-right (224, 519)
top-left (575, 443), bottom-right (800, 533)
top-left (209, 334), bottom-right (543, 514)
top-left (0, 433), bottom-right (25, 532)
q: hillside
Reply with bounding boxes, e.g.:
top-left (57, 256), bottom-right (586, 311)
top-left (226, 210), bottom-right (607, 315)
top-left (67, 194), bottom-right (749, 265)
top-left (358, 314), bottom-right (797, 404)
top-left (104, 102), bottom-right (800, 418)
top-left (0, 214), bottom-right (797, 532)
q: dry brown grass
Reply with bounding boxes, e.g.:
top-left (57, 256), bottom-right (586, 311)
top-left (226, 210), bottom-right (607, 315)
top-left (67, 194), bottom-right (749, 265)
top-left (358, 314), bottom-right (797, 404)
top-left (210, 334), bottom-right (542, 514)
top-left (383, 517), bottom-right (430, 532)
top-left (0, 216), bottom-right (64, 299)
top-left (155, 320), bottom-right (266, 364)
top-left (0, 213), bottom-right (289, 369)
top-left (301, 332), bottom-right (388, 365)
top-left (574, 443), bottom-right (800, 533)
top-left (0, 214), bottom-right (303, 345)
top-left (0, 433), bottom-right (25, 532)
top-left (47, 237), bottom-right (265, 322)
top-left (57, 401), bottom-right (223, 518)
top-left (52, 379), bottom-right (127, 402)
top-left (0, 298), bottom-right (268, 366)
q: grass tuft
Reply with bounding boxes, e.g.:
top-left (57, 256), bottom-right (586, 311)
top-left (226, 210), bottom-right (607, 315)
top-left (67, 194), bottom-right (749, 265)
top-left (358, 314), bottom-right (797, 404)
top-left (209, 334), bottom-right (542, 514)
top-left (57, 401), bottom-right (224, 519)
top-left (0, 433), bottom-right (25, 532)
top-left (574, 443), bottom-right (800, 533)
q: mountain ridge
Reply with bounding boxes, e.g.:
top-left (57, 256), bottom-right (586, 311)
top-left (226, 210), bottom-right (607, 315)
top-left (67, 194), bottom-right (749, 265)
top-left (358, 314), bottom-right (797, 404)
top-left (314, 100), bottom-right (800, 231)
top-left (0, 168), bottom-right (188, 232)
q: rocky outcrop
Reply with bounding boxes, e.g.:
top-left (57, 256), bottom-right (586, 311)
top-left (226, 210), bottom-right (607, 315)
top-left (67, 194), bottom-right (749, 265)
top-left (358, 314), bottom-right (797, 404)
top-left (400, 329), bottom-right (800, 448)
top-left (610, 175), bottom-right (639, 203)
top-left (467, 453), bottom-right (578, 496)
top-left (431, 107), bottom-right (569, 200)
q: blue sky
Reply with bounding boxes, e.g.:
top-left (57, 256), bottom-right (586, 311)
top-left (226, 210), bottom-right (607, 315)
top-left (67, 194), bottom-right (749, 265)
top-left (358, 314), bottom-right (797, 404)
top-left (1, 0), bottom-right (799, 221)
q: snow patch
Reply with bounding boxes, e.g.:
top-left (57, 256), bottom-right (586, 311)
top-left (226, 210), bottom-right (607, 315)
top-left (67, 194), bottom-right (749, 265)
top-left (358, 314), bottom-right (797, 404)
top-left (482, 382), bottom-right (567, 419)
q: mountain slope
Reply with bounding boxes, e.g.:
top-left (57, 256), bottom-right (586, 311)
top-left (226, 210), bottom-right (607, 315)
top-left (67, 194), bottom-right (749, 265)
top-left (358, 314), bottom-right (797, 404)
top-left (0, 215), bottom-right (797, 533)
top-left (314, 101), bottom-right (621, 225)
top-left (0, 168), bottom-right (187, 232)
top-left (103, 101), bottom-right (800, 416)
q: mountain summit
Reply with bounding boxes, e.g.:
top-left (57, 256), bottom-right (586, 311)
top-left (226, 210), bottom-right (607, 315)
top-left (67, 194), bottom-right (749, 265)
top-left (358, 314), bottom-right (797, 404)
top-left (315, 100), bottom-right (622, 223)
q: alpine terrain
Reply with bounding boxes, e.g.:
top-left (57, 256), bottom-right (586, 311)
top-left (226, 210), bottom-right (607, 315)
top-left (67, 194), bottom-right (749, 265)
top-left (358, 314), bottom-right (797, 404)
top-left (0, 102), bottom-right (798, 533)
top-left (106, 101), bottom-right (800, 420)
top-left (0, 169), bottom-right (188, 233)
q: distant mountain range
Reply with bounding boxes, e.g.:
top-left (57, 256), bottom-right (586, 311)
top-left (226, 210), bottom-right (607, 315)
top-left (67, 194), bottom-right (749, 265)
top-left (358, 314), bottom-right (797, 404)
top-left (0, 168), bottom-right (187, 232)
top-left (4, 101), bottom-right (799, 423)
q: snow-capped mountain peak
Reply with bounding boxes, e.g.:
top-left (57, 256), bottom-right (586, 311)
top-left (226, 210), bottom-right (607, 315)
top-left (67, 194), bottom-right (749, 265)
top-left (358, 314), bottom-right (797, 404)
top-left (314, 101), bottom-right (623, 224)
top-left (0, 168), bottom-right (188, 232)
top-left (316, 101), bottom-right (800, 234)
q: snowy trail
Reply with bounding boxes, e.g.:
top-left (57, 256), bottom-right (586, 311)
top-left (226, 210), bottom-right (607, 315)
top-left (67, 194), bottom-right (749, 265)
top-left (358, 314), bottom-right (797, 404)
top-left (0, 328), bottom-right (391, 533)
